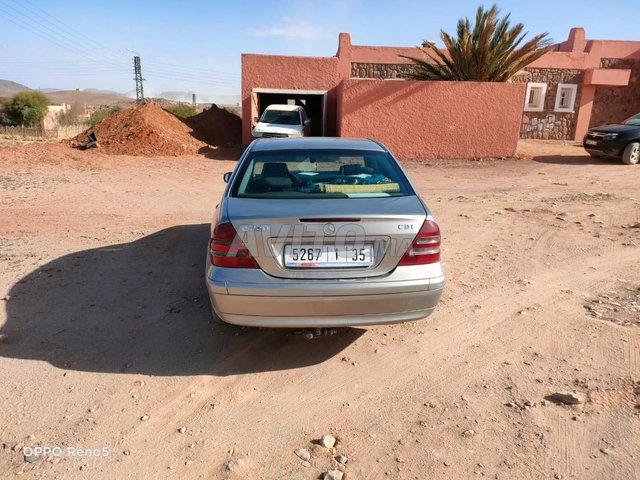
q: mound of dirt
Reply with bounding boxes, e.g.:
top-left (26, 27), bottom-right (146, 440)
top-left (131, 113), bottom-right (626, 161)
top-left (70, 102), bottom-right (207, 157)
top-left (186, 104), bottom-right (242, 147)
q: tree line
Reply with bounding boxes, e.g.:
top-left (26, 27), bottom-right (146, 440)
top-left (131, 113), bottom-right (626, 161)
top-left (0, 91), bottom-right (127, 128)
top-left (0, 91), bottom-right (198, 129)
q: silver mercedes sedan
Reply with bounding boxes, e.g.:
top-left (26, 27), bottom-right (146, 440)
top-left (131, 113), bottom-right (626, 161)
top-left (205, 138), bottom-right (444, 328)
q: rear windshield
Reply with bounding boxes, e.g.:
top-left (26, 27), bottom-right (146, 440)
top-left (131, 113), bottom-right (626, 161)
top-left (259, 110), bottom-right (301, 125)
top-left (232, 149), bottom-right (414, 199)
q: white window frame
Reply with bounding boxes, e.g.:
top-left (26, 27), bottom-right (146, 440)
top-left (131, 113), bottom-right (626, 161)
top-left (554, 83), bottom-right (578, 113)
top-left (524, 82), bottom-right (547, 112)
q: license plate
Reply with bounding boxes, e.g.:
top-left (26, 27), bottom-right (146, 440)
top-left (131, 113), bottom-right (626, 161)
top-left (284, 245), bottom-right (374, 268)
top-left (585, 139), bottom-right (598, 145)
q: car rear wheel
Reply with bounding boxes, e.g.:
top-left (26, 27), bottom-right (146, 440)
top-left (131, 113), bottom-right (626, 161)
top-left (622, 142), bottom-right (639, 165)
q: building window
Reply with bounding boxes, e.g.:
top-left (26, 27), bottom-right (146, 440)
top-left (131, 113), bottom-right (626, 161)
top-left (524, 83), bottom-right (547, 112)
top-left (554, 84), bottom-right (578, 112)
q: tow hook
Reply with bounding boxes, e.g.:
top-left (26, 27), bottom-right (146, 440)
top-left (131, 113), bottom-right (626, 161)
top-left (301, 328), bottom-right (338, 340)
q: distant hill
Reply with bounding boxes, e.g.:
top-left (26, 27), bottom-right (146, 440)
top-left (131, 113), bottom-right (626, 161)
top-left (0, 79), bottom-right (31, 97)
top-left (84, 88), bottom-right (121, 95)
top-left (45, 90), bottom-right (134, 107)
top-left (0, 79), bottom-right (238, 107)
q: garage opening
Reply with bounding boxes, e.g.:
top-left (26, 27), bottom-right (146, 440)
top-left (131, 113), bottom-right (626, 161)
top-left (252, 88), bottom-right (327, 136)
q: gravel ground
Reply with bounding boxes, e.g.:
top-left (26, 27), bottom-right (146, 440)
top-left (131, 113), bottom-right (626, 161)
top-left (0, 140), bottom-right (638, 479)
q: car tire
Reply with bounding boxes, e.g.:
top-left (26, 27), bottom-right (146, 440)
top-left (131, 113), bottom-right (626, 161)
top-left (622, 142), bottom-right (640, 165)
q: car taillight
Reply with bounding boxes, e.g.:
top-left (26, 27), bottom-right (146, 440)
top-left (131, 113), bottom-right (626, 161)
top-left (398, 219), bottom-right (441, 266)
top-left (210, 222), bottom-right (258, 268)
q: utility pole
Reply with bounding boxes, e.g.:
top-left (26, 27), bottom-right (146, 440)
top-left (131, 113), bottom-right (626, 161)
top-left (133, 55), bottom-right (144, 105)
top-left (192, 93), bottom-right (196, 107)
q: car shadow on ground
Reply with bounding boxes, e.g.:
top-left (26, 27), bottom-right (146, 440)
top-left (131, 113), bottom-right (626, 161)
top-left (532, 154), bottom-right (623, 166)
top-left (0, 224), bottom-right (363, 377)
top-left (197, 146), bottom-right (243, 161)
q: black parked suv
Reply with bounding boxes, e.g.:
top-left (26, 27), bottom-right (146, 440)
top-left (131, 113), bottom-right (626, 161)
top-left (583, 113), bottom-right (640, 165)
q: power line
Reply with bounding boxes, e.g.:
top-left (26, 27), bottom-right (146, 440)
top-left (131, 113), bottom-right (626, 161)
top-left (0, 2), bottom-right (131, 62)
top-left (1, 58), bottom-right (239, 81)
top-left (0, 4), bottom-right (103, 62)
top-left (5, 71), bottom-right (131, 77)
top-left (1, 60), bottom-right (240, 82)
top-left (1, 62), bottom-right (240, 87)
top-left (8, 0), bottom-right (130, 61)
top-left (144, 60), bottom-right (240, 79)
top-left (1, 60), bottom-right (240, 83)
top-left (0, 63), bottom-right (130, 69)
top-left (143, 67), bottom-right (240, 85)
top-left (3, 72), bottom-right (132, 76)
top-left (0, 1), bottom-right (117, 62)
top-left (1, 66), bottom-right (131, 74)
top-left (3, 67), bottom-right (239, 87)
top-left (1, 64), bottom-right (130, 70)
top-left (0, 1), bottom-right (241, 85)
top-left (144, 72), bottom-right (239, 89)
top-left (0, 1), bottom-right (240, 92)
top-left (0, 60), bottom-right (129, 65)
top-left (144, 70), bottom-right (239, 88)
top-left (145, 66), bottom-right (240, 82)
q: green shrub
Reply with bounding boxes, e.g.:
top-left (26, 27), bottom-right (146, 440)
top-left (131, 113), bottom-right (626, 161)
top-left (1, 91), bottom-right (50, 126)
top-left (164, 103), bottom-right (197, 118)
top-left (88, 109), bottom-right (109, 126)
top-left (88, 106), bottom-right (121, 126)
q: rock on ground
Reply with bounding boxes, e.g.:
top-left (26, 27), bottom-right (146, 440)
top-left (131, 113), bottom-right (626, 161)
top-left (320, 434), bottom-right (336, 448)
top-left (294, 447), bottom-right (311, 461)
top-left (323, 470), bottom-right (344, 480)
top-left (549, 391), bottom-right (585, 405)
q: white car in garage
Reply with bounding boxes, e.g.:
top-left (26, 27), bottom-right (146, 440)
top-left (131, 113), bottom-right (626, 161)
top-left (252, 104), bottom-right (311, 139)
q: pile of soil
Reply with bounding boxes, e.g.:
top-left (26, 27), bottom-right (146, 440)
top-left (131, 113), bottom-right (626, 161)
top-left (70, 102), bottom-right (240, 157)
top-left (71, 102), bottom-right (204, 156)
top-left (186, 104), bottom-right (242, 147)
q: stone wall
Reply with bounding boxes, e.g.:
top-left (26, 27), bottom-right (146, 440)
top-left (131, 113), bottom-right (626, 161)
top-left (590, 58), bottom-right (640, 127)
top-left (350, 62), bottom-right (416, 79)
top-left (516, 68), bottom-right (583, 140)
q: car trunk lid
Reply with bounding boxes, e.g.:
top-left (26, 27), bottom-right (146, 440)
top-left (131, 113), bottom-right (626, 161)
top-left (226, 196), bottom-right (427, 279)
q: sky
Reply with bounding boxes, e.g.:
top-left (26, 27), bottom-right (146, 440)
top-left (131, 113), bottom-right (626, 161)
top-left (1, 0), bottom-right (638, 99)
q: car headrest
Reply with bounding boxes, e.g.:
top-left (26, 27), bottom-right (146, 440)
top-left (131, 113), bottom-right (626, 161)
top-left (340, 164), bottom-right (375, 175)
top-left (262, 162), bottom-right (291, 177)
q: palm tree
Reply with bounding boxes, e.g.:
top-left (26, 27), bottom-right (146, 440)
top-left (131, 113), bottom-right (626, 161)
top-left (400, 4), bottom-right (553, 82)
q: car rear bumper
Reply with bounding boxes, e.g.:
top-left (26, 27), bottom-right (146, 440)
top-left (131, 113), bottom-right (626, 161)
top-left (206, 264), bottom-right (444, 328)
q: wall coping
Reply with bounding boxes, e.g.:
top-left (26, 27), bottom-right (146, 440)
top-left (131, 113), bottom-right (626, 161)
top-left (584, 68), bottom-right (632, 86)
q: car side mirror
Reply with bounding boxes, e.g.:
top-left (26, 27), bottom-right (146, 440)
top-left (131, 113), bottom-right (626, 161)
top-left (304, 119), bottom-right (311, 125)
top-left (253, 116), bottom-right (259, 122)
top-left (223, 172), bottom-right (232, 183)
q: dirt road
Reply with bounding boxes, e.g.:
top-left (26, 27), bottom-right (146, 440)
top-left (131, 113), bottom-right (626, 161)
top-left (0, 141), bottom-right (638, 479)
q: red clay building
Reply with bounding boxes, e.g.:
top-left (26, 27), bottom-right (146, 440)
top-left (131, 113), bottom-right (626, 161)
top-left (241, 28), bottom-right (639, 159)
